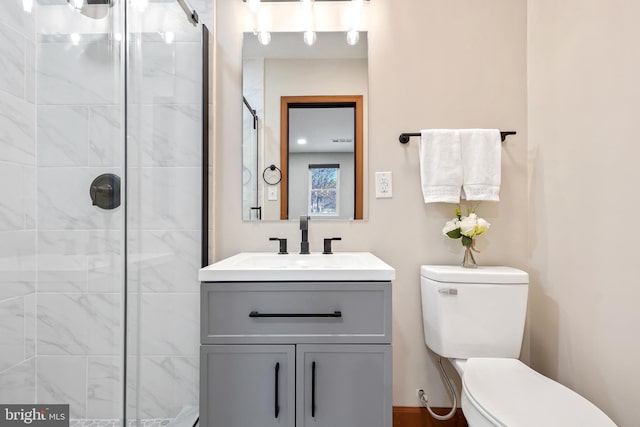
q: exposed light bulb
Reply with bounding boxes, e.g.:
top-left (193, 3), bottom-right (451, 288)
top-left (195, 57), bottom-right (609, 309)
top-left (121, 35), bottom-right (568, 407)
top-left (22, 0), bottom-right (33, 13)
top-left (247, 0), bottom-right (260, 13)
top-left (163, 32), bottom-right (175, 44)
top-left (346, 29), bottom-right (359, 46)
top-left (303, 31), bottom-right (316, 46)
top-left (257, 31), bottom-right (271, 46)
top-left (70, 33), bottom-right (81, 46)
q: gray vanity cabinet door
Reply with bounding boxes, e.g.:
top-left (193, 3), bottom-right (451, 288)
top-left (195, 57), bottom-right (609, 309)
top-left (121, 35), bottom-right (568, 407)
top-left (296, 344), bottom-right (392, 427)
top-left (200, 345), bottom-right (295, 427)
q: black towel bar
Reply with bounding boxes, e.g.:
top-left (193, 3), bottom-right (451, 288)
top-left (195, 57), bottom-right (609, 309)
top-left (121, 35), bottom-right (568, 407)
top-left (399, 131), bottom-right (516, 144)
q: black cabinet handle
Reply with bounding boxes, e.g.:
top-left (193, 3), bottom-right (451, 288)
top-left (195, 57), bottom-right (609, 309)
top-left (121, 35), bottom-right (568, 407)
top-left (311, 361), bottom-right (316, 418)
top-left (249, 311), bottom-right (342, 318)
top-left (274, 362), bottom-right (280, 418)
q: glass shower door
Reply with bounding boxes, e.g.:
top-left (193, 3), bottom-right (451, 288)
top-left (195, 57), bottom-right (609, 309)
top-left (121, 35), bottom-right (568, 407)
top-left (126, 1), bottom-right (206, 425)
top-left (0, 0), bottom-right (126, 423)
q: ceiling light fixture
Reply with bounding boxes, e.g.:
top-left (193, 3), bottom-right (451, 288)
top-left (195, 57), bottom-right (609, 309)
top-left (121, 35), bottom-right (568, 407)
top-left (297, 139), bottom-right (308, 145)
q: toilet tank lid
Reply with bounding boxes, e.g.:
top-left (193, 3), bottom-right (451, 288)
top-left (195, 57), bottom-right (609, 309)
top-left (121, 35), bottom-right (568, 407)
top-left (420, 265), bottom-right (529, 284)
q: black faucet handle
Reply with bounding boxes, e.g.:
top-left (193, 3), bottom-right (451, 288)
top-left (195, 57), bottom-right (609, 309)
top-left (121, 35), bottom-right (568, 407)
top-left (269, 237), bottom-right (288, 255)
top-left (323, 237), bottom-right (342, 255)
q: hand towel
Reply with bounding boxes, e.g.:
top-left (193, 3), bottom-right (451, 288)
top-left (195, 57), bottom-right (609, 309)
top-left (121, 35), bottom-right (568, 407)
top-left (419, 129), bottom-right (463, 204)
top-left (460, 129), bottom-right (501, 201)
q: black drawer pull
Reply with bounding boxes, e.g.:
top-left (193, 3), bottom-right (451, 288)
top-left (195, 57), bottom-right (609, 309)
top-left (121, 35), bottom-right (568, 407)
top-left (249, 311), bottom-right (342, 318)
top-left (275, 362), bottom-right (280, 418)
top-left (311, 361), bottom-right (316, 418)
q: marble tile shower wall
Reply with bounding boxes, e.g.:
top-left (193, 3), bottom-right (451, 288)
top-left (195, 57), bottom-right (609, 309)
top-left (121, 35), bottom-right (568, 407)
top-left (0, 0), bottom-right (37, 406)
top-left (34, 30), bottom-right (202, 420)
top-left (35, 24), bottom-right (124, 419)
top-left (0, 4), bottom-right (201, 421)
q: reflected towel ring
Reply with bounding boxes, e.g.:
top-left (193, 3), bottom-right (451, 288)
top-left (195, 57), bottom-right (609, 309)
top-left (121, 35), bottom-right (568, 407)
top-left (262, 164), bottom-right (282, 185)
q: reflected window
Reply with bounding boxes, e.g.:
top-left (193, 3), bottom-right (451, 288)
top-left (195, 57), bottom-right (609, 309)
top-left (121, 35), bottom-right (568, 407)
top-left (308, 165), bottom-right (339, 216)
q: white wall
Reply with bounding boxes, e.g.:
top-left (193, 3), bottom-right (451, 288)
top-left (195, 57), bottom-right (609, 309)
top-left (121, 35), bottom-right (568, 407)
top-left (214, 0), bottom-right (528, 407)
top-left (528, 2), bottom-right (640, 425)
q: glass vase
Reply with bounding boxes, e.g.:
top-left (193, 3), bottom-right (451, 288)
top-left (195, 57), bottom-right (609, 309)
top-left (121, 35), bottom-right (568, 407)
top-left (462, 244), bottom-right (477, 268)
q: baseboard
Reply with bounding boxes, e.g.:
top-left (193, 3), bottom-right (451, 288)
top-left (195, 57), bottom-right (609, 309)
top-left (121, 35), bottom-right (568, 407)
top-left (393, 406), bottom-right (468, 427)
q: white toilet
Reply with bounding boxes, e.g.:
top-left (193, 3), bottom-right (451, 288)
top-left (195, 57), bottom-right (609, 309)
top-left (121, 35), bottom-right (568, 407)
top-left (420, 265), bottom-right (617, 427)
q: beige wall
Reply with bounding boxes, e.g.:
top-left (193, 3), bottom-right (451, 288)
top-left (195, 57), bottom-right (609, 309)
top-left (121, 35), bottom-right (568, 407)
top-left (528, 2), bottom-right (640, 426)
top-left (214, 0), bottom-right (527, 407)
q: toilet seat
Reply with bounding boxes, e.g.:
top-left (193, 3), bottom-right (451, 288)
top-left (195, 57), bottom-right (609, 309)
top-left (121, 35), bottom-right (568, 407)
top-left (461, 358), bottom-right (617, 427)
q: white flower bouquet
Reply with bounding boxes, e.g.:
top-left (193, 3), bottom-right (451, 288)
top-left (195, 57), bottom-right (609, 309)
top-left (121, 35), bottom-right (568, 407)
top-left (443, 208), bottom-right (490, 267)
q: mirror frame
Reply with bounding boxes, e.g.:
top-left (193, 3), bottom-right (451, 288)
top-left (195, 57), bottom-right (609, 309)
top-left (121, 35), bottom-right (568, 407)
top-left (280, 95), bottom-right (364, 220)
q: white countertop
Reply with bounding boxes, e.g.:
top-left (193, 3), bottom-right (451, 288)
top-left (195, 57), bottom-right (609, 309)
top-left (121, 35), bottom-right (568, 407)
top-left (199, 252), bottom-right (396, 282)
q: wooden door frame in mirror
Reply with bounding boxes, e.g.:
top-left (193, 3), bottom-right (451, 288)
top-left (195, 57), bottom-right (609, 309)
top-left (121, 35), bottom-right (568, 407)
top-left (280, 95), bottom-right (364, 220)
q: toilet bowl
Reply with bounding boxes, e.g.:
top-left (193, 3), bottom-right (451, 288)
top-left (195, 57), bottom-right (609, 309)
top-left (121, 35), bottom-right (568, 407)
top-left (420, 265), bottom-right (617, 427)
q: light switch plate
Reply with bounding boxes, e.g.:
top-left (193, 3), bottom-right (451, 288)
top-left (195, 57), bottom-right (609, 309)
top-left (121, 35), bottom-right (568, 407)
top-left (267, 186), bottom-right (278, 201)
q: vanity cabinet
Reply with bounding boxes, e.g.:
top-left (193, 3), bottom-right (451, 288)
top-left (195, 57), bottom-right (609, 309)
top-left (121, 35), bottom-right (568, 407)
top-left (199, 281), bottom-right (392, 427)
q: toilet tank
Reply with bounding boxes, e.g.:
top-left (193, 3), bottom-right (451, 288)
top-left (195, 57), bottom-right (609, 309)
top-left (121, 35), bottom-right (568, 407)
top-left (420, 265), bottom-right (529, 359)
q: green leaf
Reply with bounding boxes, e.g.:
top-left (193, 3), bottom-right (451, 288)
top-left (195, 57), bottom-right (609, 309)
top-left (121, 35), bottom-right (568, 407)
top-left (446, 229), bottom-right (461, 239)
top-left (461, 236), bottom-right (473, 246)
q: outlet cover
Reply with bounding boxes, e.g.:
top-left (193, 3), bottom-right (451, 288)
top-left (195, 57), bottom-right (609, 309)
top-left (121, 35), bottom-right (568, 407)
top-left (375, 171), bottom-right (392, 198)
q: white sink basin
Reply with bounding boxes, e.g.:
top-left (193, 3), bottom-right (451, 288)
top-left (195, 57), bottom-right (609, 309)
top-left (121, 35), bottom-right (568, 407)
top-left (199, 252), bottom-right (395, 282)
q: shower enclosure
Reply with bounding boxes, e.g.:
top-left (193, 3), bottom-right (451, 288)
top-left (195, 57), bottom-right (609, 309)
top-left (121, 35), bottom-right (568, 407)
top-left (0, 0), bottom-right (208, 425)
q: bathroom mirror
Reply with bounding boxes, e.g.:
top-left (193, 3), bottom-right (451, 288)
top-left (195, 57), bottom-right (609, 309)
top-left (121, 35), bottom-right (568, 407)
top-left (242, 31), bottom-right (368, 221)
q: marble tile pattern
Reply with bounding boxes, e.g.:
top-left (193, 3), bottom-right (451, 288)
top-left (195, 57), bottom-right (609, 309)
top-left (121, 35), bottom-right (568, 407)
top-left (0, 0), bottom-right (37, 406)
top-left (1, 2), bottom-right (203, 421)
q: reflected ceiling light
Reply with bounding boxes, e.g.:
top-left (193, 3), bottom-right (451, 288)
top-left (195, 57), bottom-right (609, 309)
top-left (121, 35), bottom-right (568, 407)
top-left (113, 33), bottom-right (122, 42)
top-left (300, 0), bottom-right (313, 11)
top-left (346, 29), bottom-right (359, 46)
top-left (22, 0), bottom-right (33, 13)
top-left (68, 0), bottom-right (84, 9)
top-left (257, 31), bottom-right (271, 46)
top-left (163, 32), bottom-right (175, 44)
top-left (70, 33), bottom-right (81, 45)
top-left (303, 30), bottom-right (316, 46)
top-left (132, 0), bottom-right (148, 12)
top-left (297, 139), bottom-right (308, 145)
top-left (247, 0), bottom-right (260, 13)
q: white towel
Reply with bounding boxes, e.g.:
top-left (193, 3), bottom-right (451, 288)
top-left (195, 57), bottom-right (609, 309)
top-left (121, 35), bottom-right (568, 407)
top-left (419, 129), bottom-right (463, 204)
top-left (460, 129), bottom-right (501, 201)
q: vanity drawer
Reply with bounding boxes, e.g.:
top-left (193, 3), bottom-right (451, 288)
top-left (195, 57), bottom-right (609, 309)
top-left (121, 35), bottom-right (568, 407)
top-left (201, 281), bottom-right (391, 344)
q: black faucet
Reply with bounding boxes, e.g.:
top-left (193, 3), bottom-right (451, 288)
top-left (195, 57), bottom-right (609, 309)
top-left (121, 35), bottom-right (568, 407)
top-left (323, 237), bottom-right (342, 255)
top-left (300, 215), bottom-right (310, 254)
top-left (269, 237), bottom-right (288, 255)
